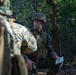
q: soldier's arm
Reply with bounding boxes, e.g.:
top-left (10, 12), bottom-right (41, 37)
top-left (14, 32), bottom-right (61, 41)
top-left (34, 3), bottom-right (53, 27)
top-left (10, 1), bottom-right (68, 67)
top-left (47, 34), bottom-right (58, 58)
top-left (22, 26), bottom-right (37, 54)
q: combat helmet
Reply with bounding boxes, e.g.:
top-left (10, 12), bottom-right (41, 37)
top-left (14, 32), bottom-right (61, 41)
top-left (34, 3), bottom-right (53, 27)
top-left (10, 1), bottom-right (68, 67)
top-left (32, 13), bottom-right (46, 24)
top-left (0, 0), bottom-right (12, 16)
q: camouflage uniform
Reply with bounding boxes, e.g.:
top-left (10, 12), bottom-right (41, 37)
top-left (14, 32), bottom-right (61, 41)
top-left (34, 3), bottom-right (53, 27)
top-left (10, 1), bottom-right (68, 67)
top-left (9, 22), bottom-right (37, 55)
top-left (0, 0), bottom-right (37, 55)
top-left (27, 13), bottom-right (61, 75)
top-left (8, 12), bottom-right (37, 75)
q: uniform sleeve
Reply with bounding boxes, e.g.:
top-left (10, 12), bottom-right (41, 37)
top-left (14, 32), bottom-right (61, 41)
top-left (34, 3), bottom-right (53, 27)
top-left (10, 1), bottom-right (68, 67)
top-left (22, 26), bottom-right (37, 53)
top-left (47, 34), bottom-right (58, 58)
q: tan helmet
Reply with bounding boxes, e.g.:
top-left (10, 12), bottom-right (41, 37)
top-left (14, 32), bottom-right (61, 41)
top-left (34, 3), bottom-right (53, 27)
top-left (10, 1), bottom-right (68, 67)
top-left (32, 13), bottom-right (46, 24)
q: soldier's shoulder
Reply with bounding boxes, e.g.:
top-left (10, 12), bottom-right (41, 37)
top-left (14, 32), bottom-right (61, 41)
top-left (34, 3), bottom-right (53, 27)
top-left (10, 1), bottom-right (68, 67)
top-left (10, 22), bottom-right (23, 29)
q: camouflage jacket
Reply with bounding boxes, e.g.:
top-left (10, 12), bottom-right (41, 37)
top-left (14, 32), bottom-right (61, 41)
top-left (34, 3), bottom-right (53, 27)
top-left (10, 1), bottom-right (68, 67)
top-left (9, 22), bottom-right (37, 55)
top-left (31, 28), bottom-right (57, 58)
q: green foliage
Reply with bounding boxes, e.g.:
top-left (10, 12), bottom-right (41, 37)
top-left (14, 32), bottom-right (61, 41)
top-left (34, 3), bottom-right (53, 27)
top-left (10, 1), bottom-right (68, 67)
top-left (56, 0), bottom-right (76, 63)
top-left (10, 0), bottom-right (35, 27)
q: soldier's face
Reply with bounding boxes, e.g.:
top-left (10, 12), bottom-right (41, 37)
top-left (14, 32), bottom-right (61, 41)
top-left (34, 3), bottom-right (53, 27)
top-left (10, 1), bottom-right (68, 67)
top-left (33, 20), bottom-right (42, 31)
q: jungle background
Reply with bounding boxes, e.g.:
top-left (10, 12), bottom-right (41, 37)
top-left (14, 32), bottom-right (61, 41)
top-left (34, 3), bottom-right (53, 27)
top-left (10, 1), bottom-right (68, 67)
top-left (10, 0), bottom-right (76, 71)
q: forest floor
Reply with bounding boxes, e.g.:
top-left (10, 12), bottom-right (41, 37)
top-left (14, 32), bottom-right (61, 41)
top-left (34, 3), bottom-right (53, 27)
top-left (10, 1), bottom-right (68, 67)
top-left (37, 64), bottom-right (76, 75)
top-left (57, 68), bottom-right (76, 75)
top-left (57, 64), bottom-right (76, 75)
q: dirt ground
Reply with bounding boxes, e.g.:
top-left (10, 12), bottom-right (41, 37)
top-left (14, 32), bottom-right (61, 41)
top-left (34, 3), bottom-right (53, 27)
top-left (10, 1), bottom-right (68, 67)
top-left (56, 64), bottom-right (76, 75)
top-left (37, 64), bottom-right (76, 75)
top-left (57, 69), bottom-right (76, 75)
top-left (37, 69), bottom-right (76, 75)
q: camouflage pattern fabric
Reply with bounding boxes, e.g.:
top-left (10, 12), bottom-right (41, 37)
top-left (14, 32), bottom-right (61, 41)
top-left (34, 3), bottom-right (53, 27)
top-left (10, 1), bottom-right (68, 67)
top-left (0, 0), bottom-right (12, 16)
top-left (9, 22), bottom-right (37, 55)
top-left (0, 6), bottom-right (12, 16)
top-left (32, 13), bottom-right (46, 24)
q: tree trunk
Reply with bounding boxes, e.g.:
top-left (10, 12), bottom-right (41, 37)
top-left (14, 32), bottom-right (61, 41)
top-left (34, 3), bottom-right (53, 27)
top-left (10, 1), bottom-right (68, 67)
top-left (46, 0), bottom-right (61, 56)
